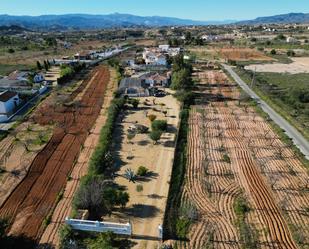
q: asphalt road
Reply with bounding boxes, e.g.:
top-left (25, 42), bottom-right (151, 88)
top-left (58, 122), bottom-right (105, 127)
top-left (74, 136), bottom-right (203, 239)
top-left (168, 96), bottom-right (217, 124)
top-left (223, 64), bottom-right (309, 160)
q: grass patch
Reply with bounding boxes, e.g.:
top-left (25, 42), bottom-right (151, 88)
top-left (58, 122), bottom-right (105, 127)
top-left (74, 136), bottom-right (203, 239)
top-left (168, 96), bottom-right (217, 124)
top-left (0, 64), bottom-right (30, 76)
top-left (234, 67), bottom-right (309, 142)
top-left (234, 197), bottom-right (258, 249)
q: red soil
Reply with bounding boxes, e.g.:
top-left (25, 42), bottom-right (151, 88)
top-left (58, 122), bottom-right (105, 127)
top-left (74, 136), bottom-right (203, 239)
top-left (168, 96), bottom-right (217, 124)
top-left (0, 65), bottom-right (110, 240)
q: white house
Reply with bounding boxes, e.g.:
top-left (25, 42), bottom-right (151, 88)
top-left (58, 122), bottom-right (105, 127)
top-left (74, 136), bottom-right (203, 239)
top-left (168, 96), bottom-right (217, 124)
top-left (159, 45), bottom-right (170, 52)
top-left (143, 50), bottom-right (167, 66)
top-left (0, 91), bottom-right (21, 115)
top-left (287, 37), bottom-right (298, 43)
top-left (33, 73), bottom-right (45, 83)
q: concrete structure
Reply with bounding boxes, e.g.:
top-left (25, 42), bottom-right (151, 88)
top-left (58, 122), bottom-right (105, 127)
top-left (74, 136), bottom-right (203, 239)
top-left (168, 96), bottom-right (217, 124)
top-left (0, 90), bottom-right (20, 115)
top-left (65, 218), bottom-right (132, 236)
top-left (33, 73), bottom-right (45, 83)
top-left (119, 78), bottom-right (149, 97)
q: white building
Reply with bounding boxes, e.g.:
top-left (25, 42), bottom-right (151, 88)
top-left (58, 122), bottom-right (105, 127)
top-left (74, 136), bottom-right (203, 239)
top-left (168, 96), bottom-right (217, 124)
top-left (143, 50), bottom-right (167, 66)
top-left (34, 73), bottom-right (45, 83)
top-left (159, 45), bottom-right (170, 52)
top-left (0, 91), bottom-right (20, 115)
top-left (287, 37), bottom-right (298, 43)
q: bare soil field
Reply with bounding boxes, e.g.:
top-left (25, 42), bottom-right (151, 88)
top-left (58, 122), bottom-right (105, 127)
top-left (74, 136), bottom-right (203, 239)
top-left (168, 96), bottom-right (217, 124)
top-left (38, 67), bottom-right (119, 248)
top-left (0, 65), bottom-right (110, 240)
top-left (0, 123), bottom-right (53, 206)
top-left (219, 48), bottom-right (273, 61)
top-left (0, 40), bottom-right (110, 67)
top-left (109, 93), bottom-right (180, 249)
top-left (245, 57), bottom-right (309, 74)
top-left (175, 66), bottom-right (309, 249)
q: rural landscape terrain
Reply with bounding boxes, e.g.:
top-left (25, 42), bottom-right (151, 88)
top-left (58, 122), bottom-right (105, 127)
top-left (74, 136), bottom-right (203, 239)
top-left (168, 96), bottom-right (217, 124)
top-left (0, 3), bottom-right (309, 249)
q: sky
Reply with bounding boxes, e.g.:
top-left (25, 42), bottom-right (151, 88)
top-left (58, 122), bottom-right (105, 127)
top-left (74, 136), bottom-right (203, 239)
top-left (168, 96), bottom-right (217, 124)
top-left (1, 0), bottom-right (309, 21)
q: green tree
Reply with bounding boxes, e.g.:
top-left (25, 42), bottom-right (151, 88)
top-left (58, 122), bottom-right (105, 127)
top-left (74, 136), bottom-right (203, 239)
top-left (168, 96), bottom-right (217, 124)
top-left (171, 68), bottom-right (192, 90)
top-left (136, 166), bottom-right (149, 176)
top-left (149, 130), bottom-right (162, 144)
top-left (151, 120), bottom-right (168, 132)
top-left (43, 60), bottom-right (49, 71)
top-left (7, 48), bottom-right (15, 53)
top-left (87, 232), bottom-right (115, 249)
top-left (270, 49), bottom-right (277, 55)
top-left (36, 61), bottom-right (42, 70)
top-left (287, 50), bottom-right (295, 57)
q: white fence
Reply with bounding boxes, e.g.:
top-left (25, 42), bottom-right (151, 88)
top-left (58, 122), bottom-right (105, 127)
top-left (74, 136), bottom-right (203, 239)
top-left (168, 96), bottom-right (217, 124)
top-left (65, 218), bottom-right (132, 236)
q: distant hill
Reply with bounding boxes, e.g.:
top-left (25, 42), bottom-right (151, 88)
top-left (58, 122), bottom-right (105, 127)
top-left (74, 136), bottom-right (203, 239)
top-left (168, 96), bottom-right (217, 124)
top-left (0, 25), bottom-right (31, 34)
top-left (237, 13), bottom-right (309, 25)
top-left (0, 13), bottom-right (234, 30)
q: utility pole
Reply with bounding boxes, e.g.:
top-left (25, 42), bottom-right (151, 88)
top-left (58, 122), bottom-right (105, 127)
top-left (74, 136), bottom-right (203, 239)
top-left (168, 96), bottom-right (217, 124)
top-left (250, 67), bottom-right (256, 88)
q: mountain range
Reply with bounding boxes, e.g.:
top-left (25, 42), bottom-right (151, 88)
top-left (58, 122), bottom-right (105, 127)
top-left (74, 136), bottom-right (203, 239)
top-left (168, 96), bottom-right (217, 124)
top-left (0, 13), bottom-right (234, 30)
top-left (237, 13), bottom-right (309, 25)
top-left (0, 12), bottom-right (308, 30)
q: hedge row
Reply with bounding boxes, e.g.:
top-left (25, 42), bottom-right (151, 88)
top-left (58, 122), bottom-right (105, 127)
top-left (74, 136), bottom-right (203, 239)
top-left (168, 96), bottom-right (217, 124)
top-left (88, 97), bottom-right (125, 175)
top-left (57, 63), bottom-right (86, 85)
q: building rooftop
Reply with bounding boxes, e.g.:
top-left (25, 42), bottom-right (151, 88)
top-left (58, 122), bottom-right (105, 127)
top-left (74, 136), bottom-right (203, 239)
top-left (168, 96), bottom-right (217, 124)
top-left (0, 90), bottom-right (17, 102)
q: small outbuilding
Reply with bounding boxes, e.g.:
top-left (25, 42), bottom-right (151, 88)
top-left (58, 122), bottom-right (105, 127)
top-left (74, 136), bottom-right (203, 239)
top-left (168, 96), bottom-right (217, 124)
top-left (0, 90), bottom-right (20, 115)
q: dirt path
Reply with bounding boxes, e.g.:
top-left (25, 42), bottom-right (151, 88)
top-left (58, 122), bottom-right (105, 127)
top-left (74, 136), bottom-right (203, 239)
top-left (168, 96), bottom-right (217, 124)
top-left (39, 67), bottom-right (118, 248)
top-left (0, 65), bottom-right (110, 240)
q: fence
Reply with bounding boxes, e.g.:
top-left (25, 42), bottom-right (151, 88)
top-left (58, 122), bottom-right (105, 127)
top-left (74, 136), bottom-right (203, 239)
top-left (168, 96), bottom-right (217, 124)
top-left (65, 218), bottom-right (132, 236)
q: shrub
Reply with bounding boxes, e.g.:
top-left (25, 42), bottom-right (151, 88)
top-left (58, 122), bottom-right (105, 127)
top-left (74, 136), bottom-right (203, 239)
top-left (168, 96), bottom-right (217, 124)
top-left (270, 49), bottom-right (276, 55)
top-left (234, 197), bottom-right (250, 216)
top-left (151, 120), bottom-right (168, 132)
top-left (287, 50), bottom-right (295, 57)
top-left (176, 218), bottom-right (190, 239)
top-left (7, 48), bottom-right (15, 53)
top-left (222, 154), bottom-right (231, 164)
top-left (136, 166), bottom-right (149, 176)
top-left (128, 98), bottom-right (139, 108)
top-left (148, 114), bottom-right (157, 122)
top-left (136, 184), bottom-right (143, 192)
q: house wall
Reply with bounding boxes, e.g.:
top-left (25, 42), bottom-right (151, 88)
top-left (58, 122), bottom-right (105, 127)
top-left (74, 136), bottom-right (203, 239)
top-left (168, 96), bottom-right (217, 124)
top-left (0, 95), bottom-right (20, 114)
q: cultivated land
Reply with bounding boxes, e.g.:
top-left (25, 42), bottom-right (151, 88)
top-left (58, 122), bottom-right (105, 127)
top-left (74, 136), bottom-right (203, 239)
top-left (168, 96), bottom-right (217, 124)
top-left (0, 40), bottom-right (110, 69)
top-left (245, 57), bottom-right (309, 74)
top-left (0, 65), bottom-right (110, 240)
top-left (218, 48), bottom-right (274, 62)
top-left (39, 67), bottom-right (119, 248)
top-left (110, 93), bottom-right (180, 249)
top-left (0, 123), bottom-right (53, 206)
top-left (175, 65), bottom-right (309, 249)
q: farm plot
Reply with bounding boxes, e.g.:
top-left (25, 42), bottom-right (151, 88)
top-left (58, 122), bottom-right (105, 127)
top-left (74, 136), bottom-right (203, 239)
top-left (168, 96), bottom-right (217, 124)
top-left (245, 57), bottom-right (309, 74)
top-left (0, 123), bottom-right (53, 206)
top-left (219, 48), bottom-right (273, 61)
top-left (39, 67), bottom-right (119, 248)
top-left (0, 65), bottom-right (110, 240)
top-left (175, 66), bottom-right (309, 249)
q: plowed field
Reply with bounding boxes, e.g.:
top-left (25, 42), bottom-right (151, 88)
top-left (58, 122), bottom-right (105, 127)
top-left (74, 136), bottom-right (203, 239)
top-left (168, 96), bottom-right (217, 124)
top-left (0, 65), bottom-right (110, 240)
top-left (176, 65), bottom-right (309, 249)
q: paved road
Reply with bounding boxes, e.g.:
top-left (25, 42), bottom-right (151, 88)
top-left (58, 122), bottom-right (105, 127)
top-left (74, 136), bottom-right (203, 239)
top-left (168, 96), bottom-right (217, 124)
top-left (223, 64), bottom-right (309, 160)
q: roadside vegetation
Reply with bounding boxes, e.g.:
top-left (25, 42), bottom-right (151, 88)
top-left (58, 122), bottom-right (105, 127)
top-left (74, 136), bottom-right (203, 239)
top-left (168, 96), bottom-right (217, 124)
top-left (234, 66), bottom-right (309, 140)
top-left (164, 54), bottom-right (194, 240)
